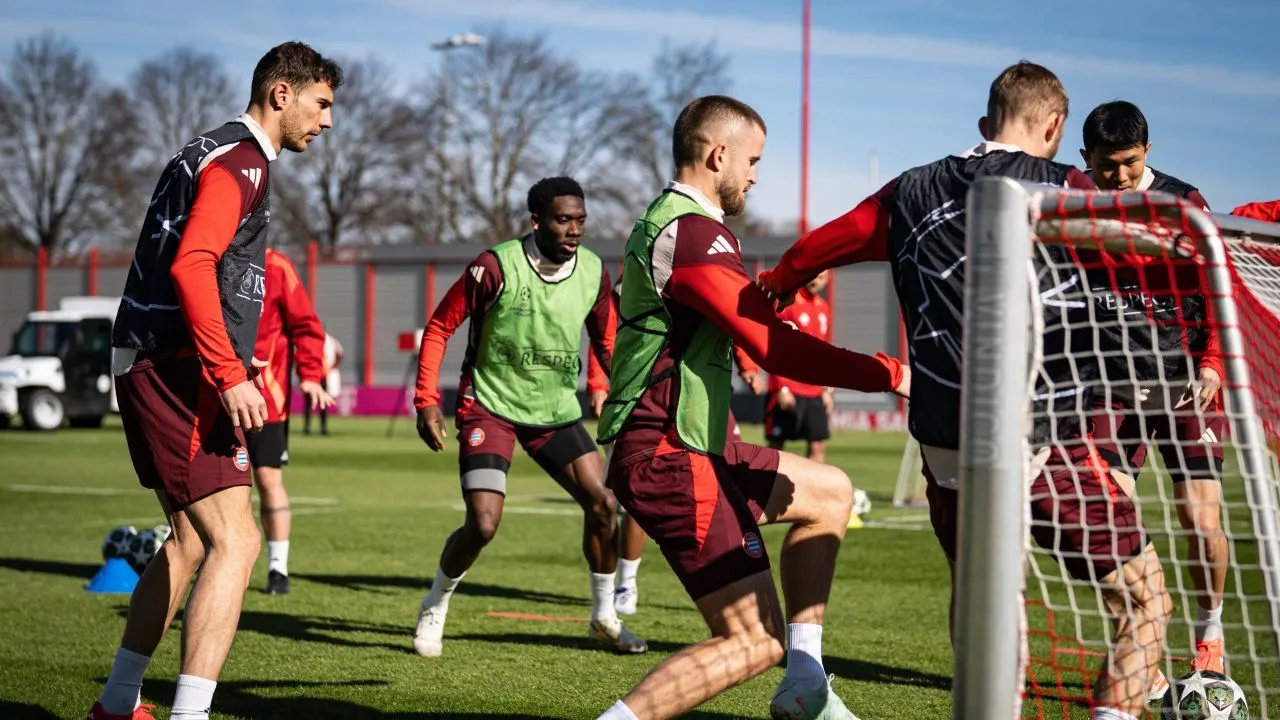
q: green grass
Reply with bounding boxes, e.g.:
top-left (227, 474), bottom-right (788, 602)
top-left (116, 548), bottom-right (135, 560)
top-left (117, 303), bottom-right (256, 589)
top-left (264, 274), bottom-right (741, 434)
top-left (0, 417), bottom-right (1275, 718)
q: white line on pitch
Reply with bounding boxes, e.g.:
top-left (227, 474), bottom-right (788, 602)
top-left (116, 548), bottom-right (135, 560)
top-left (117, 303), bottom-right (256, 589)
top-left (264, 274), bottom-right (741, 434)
top-left (449, 502), bottom-right (579, 516)
top-left (8, 484), bottom-right (130, 495)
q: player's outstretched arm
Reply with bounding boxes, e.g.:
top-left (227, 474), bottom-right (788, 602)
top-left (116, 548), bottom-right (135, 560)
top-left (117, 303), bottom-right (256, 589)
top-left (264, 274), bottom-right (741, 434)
top-left (759, 180), bottom-right (897, 299)
top-left (667, 263), bottom-right (907, 397)
top-left (413, 254), bottom-right (502, 449)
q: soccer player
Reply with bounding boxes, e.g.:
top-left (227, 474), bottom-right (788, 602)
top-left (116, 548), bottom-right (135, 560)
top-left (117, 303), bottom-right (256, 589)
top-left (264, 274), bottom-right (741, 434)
top-left (91, 43), bottom-right (341, 720)
top-left (246, 247), bottom-right (333, 596)
top-left (1232, 199), bottom-right (1280, 222)
top-left (758, 63), bottom-right (1173, 720)
top-left (592, 274), bottom-right (762, 616)
top-left (411, 176), bottom-right (646, 657)
top-left (595, 95), bottom-right (910, 720)
top-left (765, 270), bottom-right (834, 463)
top-left (1079, 100), bottom-right (1228, 677)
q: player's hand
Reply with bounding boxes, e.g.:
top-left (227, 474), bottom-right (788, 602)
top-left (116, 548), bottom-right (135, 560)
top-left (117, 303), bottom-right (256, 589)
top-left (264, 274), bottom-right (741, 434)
top-left (739, 370), bottom-right (766, 395)
top-left (893, 363), bottom-right (912, 400)
top-left (221, 380), bottom-right (268, 432)
top-left (1194, 367), bottom-right (1222, 412)
top-left (250, 357), bottom-right (268, 390)
top-left (821, 388), bottom-right (835, 414)
top-left (589, 389), bottom-right (608, 419)
top-left (775, 387), bottom-right (797, 411)
top-left (299, 380), bottom-right (335, 411)
top-left (756, 269), bottom-right (797, 311)
top-left (417, 405), bottom-right (447, 451)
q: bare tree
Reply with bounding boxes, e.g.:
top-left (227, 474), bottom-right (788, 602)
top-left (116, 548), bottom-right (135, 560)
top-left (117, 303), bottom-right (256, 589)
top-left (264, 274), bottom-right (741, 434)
top-left (129, 48), bottom-right (238, 166)
top-left (419, 30), bottom-right (655, 243)
top-left (0, 34), bottom-right (139, 252)
top-left (630, 40), bottom-right (733, 194)
top-left (274, 57), bottom-right (418, 250)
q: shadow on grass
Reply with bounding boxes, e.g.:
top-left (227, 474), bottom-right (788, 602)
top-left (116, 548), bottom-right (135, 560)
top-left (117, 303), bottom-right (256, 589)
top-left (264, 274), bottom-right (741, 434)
top-left (0, 700), bottom-right (60, 719)
top-left (450, 631), bottom-right (685, 655)
top-left (293, 573), bottom-right (592, 606)
top-left (825, 655), bottom-right (954, 691)
top-left (0, 557), bottom-right (100, 579)
top-left (235, 610), bottom-right (418, 654)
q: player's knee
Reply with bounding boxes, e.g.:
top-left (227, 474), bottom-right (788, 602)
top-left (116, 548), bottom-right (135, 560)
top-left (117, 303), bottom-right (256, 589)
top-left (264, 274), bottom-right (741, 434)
top-left (586, 492), bottom-right (617, 530)
top-left (816, 465), bottom-right (853, 519)
top-left (1178, 496), bottom-right (1223, 538)
top-left (466, 511), bottom-right (501, 546)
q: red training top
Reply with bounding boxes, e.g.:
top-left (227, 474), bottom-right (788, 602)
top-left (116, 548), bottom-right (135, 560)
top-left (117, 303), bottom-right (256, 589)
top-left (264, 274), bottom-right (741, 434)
top-left (253, 248), bottom-right (326, 422)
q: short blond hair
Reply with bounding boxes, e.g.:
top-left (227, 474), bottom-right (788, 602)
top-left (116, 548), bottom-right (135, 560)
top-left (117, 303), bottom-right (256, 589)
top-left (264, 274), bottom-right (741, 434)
top-left (985, 61), bottom-right (1068, 136)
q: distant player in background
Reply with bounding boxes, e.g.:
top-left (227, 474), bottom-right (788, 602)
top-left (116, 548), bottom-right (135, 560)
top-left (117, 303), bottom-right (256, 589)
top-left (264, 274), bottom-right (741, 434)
top-left (595, 95), bottom-right (909, 720)
top-left (92, 42), bottom-right (342, 720)
top-left (246, 247), bottom-right (333, 596)
top-left (305, 332), bottom-right (343, 435)
top-left (1232, 199), bottom-right (1280, 222)
top-left (594, 273), bottom-right (763, 616)
top-left (1079, 100), bottom-right (1228, 680)
top-left (765, 270), bottom-right (834, 463)
top-left (760, 63), bottom-right (1175, 720)
top-left (412, 177), bottom-right (646, 658)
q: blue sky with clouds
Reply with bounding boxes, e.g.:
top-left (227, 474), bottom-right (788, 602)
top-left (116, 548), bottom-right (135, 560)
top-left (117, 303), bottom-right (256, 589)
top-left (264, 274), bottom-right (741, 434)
top-left (4, 0), bottom-right (1277, 230)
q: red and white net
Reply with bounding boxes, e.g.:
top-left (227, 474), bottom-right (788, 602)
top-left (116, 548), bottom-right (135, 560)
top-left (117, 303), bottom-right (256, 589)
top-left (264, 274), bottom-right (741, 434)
top-left (1019, 191), bottom-right (1280, 719)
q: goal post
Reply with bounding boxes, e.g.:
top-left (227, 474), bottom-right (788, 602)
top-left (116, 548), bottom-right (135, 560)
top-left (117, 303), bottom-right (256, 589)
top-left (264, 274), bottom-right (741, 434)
top-left (955, 176), bottom-right (1280, 719)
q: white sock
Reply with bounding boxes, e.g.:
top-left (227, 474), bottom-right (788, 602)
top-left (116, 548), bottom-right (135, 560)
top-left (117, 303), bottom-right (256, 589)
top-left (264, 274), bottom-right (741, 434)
top-left (1195, 603), bottom-right (1224, 643)
top-left (618, 558), bottom-right (641, 589)
top-left (267, 540), bottom-right (289, 576)
top-left (170, 674), bottom-right (217, 720)
top-left (98, 647), bottom-right (151, 714)
top-left (1091, 708), bottom-right (1139, 720)
top-left (591, 572), bottom-right (617, 622)
top-left (598, 699), bottom-right (640, 720)
top-left (784, 623), bottom-right (827, 690)
top-left (424, 567), bottom-right (464, 611)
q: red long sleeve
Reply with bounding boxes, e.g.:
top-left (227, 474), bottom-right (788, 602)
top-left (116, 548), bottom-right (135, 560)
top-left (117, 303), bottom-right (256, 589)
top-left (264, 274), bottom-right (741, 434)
top-left (170, 143), bottom-right (267, 391)
top-left (733, 345), bottom-right (759, 376)
top-left (413, 274), bottom-right (471, 410)
top-left (584, 267), bottom-right (614, 395)
top-left (666, 263), bottom-right (903, 394)
top-left (760, 180), bottom-right (897, 295)
top-left (278, 257), bottom-right (326, 384)
top-left (1231, 200), bottom-right (1280, 223)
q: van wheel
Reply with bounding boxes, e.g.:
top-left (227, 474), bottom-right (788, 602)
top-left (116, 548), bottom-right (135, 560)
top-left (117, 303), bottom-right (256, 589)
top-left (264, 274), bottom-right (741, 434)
top-left (20, 389), bottom-right (64, 431)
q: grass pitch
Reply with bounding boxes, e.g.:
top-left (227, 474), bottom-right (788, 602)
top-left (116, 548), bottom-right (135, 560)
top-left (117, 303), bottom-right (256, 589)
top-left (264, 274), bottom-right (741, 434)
top-left (1, 417), bottom-right (1274, 718)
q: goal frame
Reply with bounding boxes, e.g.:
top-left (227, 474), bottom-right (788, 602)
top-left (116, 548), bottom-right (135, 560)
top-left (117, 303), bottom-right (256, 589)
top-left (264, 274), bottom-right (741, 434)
top-left (953, 176), bottom-right (1280, 719)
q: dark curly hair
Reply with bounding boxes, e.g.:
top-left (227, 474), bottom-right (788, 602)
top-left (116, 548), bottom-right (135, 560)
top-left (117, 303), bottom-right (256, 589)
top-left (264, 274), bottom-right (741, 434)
top-left (527, 176), bottom-right (584, 218)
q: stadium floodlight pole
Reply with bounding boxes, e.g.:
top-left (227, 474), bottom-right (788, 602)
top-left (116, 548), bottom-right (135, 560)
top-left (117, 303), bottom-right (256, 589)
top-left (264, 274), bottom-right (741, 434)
top-left (430, 33), bottom-right (486, 243)
top-left (954, 176), bottom-right (1029, 720)
top-left (798, 0), bottom-right (811, 236)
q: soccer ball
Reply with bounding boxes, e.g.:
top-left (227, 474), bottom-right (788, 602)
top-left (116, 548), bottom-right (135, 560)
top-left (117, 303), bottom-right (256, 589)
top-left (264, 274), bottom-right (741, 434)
top-left (101, 525), bottom-right (138, 562)
top-left (125, 529), bottom-right (164, 574)
top-left (852, 488), bottom-right (872, 518)
top-left (153, 523), bottom-right (172, 543)
top-left (1159, 670), bottom-right (1249, 719)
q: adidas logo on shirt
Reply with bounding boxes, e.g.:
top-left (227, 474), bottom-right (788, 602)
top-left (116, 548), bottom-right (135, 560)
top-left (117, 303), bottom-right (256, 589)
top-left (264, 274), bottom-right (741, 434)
top-left (241, 167), bottom-right (263, 189)
top-left (706, 235), bottom-right (736, 256)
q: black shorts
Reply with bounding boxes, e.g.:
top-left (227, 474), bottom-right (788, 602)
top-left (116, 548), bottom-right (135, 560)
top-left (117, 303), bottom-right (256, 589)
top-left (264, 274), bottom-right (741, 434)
top-left (246, 420), bottom-right (289, 468)
top-left (765, 395), bottom-right (830, 443)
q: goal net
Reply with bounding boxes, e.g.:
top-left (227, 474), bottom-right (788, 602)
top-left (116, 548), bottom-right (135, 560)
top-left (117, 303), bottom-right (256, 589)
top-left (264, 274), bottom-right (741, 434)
top-left (954, 177), bottom-right (1280, 720)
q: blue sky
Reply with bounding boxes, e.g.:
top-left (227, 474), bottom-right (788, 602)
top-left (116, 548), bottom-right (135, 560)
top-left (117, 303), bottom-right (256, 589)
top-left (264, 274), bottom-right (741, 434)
top-left (4, 0), bottom-right (1277, 230)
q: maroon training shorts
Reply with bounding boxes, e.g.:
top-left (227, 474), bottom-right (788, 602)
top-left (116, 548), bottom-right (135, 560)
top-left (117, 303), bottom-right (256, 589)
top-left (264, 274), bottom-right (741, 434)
top-left (607, 437), bottom-right (780, 600)
top-left (921, 442), bottom-right (1146, 582)
top-left (116, 353), bottom-right (251, 511)
top-left (1089, 396), bottom-right (1226, 483)
top-left (454, 398), bottom-right (597, 492)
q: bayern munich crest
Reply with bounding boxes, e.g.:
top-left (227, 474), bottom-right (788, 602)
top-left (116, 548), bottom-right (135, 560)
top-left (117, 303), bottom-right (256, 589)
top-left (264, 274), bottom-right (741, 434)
top-left (741, 532), bottom-right (764, 558)
top-left (233, 447), bottom-right (249, 471)
top-left (468, 428), bottom-right (486, 447)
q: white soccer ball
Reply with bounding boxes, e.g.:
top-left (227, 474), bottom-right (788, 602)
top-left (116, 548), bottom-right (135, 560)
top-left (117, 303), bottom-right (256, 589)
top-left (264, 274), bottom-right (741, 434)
top-left (101, 525), bottom-right (138, 562)
top-left (852, 488), bottom-right (872, 518)
top-left (153, 524), bottom-right (171, 543)
top-left (1159, 670), bottom-right (1249, 719)
top-left (125, 529), bottom-right (164, 574)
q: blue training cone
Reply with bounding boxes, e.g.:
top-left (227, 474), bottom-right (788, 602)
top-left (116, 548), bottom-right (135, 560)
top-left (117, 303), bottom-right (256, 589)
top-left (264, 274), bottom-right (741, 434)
top-left (85, 558), bottom-right (139, 594)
